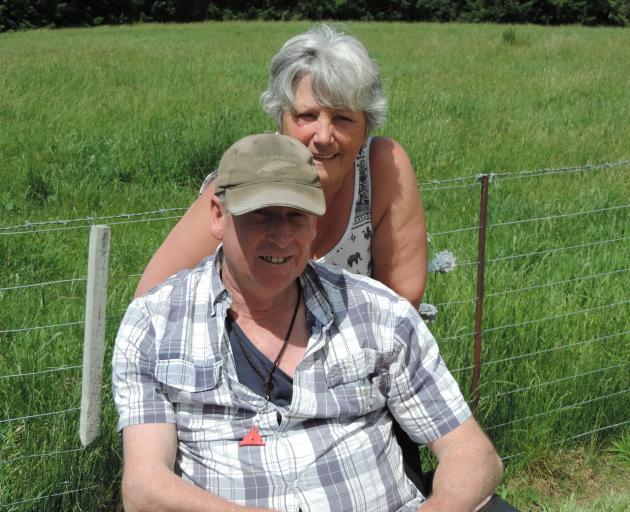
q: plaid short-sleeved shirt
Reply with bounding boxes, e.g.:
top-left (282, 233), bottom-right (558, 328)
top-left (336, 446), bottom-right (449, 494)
top-left (113, 250), bottom-right (471, 512)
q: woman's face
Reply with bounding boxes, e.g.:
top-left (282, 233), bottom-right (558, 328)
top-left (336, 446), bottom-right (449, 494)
top-left (281, 76), bottom-right (367, 189)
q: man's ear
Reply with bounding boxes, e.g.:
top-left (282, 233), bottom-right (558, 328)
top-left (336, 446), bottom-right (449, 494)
top-left (209, 195), bottom-right (225, 241)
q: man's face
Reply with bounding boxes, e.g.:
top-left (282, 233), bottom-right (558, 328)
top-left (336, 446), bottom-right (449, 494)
top-left (212, 200), bottom-right (317, 296)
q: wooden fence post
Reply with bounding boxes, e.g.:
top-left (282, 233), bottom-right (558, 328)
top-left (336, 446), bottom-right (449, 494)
top-left (471, 175), bottom-right (490, 414)
top-left (79, 224), bottom-right (110, 447)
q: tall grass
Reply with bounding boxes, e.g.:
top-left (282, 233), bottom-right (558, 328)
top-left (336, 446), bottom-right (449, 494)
top-left (0, 22), bottom-right (629, 510)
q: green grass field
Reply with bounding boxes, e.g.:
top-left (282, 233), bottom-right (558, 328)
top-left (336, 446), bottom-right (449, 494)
top-left (0, 21), bottom-right (628, 510)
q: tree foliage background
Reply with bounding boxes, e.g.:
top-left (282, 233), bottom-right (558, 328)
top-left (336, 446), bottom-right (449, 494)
top-left (2, 0), bottom-right (630, 31)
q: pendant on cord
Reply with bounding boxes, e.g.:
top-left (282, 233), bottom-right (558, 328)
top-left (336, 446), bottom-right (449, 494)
top-left (240, 402), bottom-right (267, 447)
top-left (240, 424), bottom-right (264, 446)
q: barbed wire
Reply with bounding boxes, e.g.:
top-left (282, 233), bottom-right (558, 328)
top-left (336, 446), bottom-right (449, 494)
top-left (0, 407), bottom-right (80, 426)
top-left (0, 365), bottom-right (81, 381)
top-left (487, 388), bottom-right (629, 432)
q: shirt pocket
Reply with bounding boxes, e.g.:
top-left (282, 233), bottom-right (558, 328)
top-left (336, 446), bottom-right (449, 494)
top-left (154, 358), bottom-right (223, 405)
top-left (325, 349), bottom-right (392, 416)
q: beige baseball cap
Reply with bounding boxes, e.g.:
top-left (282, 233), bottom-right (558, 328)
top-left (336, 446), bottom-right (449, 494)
top-left (215, 133), bottom-right (326, 216)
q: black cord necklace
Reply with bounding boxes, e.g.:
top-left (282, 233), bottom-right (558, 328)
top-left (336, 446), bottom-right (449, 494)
top-left (238, 280), bottom-right (301, 447)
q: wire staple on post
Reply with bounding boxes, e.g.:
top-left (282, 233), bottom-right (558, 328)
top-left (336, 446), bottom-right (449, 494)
top-left (79, 224), bottom-right (110, 447)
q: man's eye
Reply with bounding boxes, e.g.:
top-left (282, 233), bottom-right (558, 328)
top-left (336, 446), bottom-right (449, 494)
top-left (297, 113), bottom-right (317, 121)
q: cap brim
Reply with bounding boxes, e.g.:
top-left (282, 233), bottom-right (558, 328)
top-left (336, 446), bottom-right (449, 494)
top-left (225, 182), bottom-right (326, 216)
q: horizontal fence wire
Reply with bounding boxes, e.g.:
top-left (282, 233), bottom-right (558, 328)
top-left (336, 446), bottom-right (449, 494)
top-left (419, 158), bottom-right (630, 192)
top-left (433, 268), bottom-right (630, 307)
top-left (429, 224), bottom-right (479, 237)
top-left (111, 272), bottom-right (142, 281)
top-left (451, 330), bottom-right (629, 373)
top-left (1, 485), bottom-right (99, 509)
top-left (0, 365), bottom-right (81, 381)
top-left (429, 203), bottom-right (629, 238)
top-left (0, 207), bottom-right (188, 233)
top-left (0, 447), bottom-right (84, 466)
top-left (493, 160), bottom-right (630, 183)
top-left (483, 299), bottom-right (629, 335)
top-left (487, 235), bottom-right (630, 264)
top-left (485, 268), bottom-right (630, 299)
top-left (421, 181), bottom-right (481, 192)
top-left (489, 203), bottom-right (630, 228)
top-left (0, 277), bottom-right (86, 292)
top-left (0, 214), bottom-right (184, 236)
top-left (487, 388), bottom-right (630, 432)
top-left (0, 320), bottom-right (85, 335)
top-left (501, 419), bottom-right (630, 462)
top-left (439, 299), bottom-right (629, 342)
top-left (0, 407), bottom-right (80, 426)
top-left (491, 362), bottom-right (629, 399)
top-left (458, 235), bottom-right (630, 268)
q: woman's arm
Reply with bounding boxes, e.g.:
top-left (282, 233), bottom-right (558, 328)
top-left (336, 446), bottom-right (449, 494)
top-left (370, 137), bottom-right (428, 308)
top-left (134, 184), bottom-right (220, 297)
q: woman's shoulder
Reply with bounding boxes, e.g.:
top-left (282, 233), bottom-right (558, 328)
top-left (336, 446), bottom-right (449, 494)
top-left (369, 136), bottom-right (412, 171)
top-left (368, 136), bottom-right (418, 220)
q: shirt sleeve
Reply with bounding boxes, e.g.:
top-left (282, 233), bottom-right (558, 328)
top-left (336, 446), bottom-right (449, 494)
top-left (387, 306), bottom-right (471, 445)
top-left (112, 298), bottom-right (176, 431)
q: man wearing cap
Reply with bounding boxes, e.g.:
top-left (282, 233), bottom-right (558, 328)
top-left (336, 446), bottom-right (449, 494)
top-left (113, 133), bottom-right (503, 512)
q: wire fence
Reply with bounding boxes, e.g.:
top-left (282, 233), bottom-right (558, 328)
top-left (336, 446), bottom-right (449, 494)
top-left (1, 159), bottom-right (629, 508)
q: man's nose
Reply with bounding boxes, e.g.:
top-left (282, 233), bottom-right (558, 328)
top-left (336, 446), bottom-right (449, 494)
top-left (267, 218), bottom-right (292, 247)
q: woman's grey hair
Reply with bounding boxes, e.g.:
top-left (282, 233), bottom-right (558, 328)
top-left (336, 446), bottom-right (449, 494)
top-left (260, 24), bottom-right (387, 134)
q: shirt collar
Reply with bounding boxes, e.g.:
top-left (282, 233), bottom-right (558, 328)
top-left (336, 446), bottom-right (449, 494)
top-left (209, 246), bottom-right (229, 316)
top-left (301, 261), bottom-right (335, 331)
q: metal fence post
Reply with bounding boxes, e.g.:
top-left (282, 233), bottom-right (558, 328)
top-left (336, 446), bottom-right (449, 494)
top-left (79, 224), bottom-right (110, 447)
top-left (471, 175), bottom-right (490, 414)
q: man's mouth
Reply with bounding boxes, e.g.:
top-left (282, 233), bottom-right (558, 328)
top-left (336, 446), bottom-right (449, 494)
top-left (261, 256), bottom-right (292, 264)
top-left (313, 153), bottom-right (337, 160)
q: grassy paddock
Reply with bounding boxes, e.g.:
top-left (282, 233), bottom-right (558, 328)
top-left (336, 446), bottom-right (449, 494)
top-left (1, 21), bottom-right (629, 510)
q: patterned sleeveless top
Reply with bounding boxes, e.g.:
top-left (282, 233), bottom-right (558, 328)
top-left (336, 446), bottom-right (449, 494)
top-left (315, 138), bottom-right (373, 277)
top-left (200, 138), bottom-right (373, 277)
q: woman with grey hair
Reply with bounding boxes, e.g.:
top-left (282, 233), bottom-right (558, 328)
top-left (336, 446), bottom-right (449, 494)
top-left (135, 23), bottom-right (428, 308)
